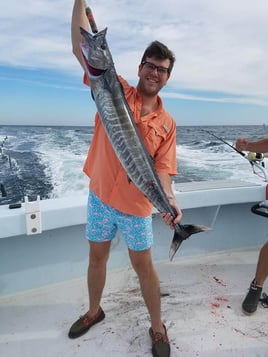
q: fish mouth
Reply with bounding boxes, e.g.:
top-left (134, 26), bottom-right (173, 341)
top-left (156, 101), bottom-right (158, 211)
top-left (81, 51), bottom-right (105, 77)
top-left (80, 27), bottom-right (109, 77)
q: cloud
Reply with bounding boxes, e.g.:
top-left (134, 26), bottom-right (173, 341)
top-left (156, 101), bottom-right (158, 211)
top-left (163, 91), bottom-right (268, 107)
top-left (0, 0), bottom-right (268, 106)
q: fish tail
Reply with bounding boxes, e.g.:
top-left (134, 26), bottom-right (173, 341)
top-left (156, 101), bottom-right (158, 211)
top-left (169, 224), bottom-right (211, 261)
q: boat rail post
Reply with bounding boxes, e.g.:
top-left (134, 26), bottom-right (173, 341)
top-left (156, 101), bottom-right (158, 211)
top-left (24, 195), bottom-right (42, 235)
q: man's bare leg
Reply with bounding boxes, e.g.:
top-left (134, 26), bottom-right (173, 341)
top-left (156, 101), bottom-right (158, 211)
top-left (87, 240), bottom-right (111, 316)
top-left (128, 248), bottom-right (164, 334)
top-left (255, 242), bottom-right (268, 286)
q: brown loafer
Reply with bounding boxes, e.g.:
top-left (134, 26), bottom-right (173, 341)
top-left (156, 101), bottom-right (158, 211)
top-left (68, 307), bottom-right (105, 339)
top-left (149, 324), bottom-right (170, 357)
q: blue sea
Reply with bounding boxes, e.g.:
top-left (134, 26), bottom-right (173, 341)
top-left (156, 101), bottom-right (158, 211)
top-left (0, 125), bottom-right (267, 205)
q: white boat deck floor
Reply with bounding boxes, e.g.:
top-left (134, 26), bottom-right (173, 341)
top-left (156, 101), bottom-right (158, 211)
top-left (0, 248), bottom-right (267, 357)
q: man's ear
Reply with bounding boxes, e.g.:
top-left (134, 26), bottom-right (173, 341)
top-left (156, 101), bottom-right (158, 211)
top-left (137, 63), bottom-right (143, 77)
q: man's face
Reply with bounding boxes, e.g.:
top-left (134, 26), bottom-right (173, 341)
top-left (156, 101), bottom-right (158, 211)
top-left (137, 57), bottom-right (171, 97)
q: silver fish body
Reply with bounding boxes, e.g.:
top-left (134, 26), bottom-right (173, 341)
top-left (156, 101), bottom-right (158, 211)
top-left (80, 27), bottom-right (210, 260)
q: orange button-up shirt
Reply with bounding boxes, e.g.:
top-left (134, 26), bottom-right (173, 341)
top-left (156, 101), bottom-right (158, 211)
top-left (83, 75), bottom-right (177, 217)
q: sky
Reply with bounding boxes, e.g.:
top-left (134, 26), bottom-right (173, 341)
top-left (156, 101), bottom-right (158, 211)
top-left (1, 0), bottom-right (268, 127)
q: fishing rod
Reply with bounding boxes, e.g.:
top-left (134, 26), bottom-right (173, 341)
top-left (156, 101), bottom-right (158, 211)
top-left (201, 129), bottom-right (246, 158)
top-left (201, 128), bottom-right (268, 182)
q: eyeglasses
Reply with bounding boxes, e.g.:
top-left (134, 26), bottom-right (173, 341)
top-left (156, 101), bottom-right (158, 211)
top-left (141, 61), bottom-right (170, 75)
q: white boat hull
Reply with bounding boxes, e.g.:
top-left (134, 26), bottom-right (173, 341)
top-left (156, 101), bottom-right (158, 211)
top-left (0, 179), bottom-right (267, 296)
top-left (1, 179), bottom-right (268, 356)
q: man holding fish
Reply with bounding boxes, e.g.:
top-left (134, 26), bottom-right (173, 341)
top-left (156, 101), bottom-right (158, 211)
top-left (69, 1), bottom-right (182, 356)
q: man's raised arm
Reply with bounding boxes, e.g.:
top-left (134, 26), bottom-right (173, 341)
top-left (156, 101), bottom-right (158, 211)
top-left (71, 0), bottom-right (89, 69)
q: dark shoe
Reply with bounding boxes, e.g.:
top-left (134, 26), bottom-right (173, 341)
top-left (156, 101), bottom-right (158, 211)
top-left (242, 279), bottom-right (262, 315)
top-left (68, 307), bottom-right (105, 339)
top-left (149, 324), bottom-right (170, 357)
top-left (260, 292), bottom-right (268, 308)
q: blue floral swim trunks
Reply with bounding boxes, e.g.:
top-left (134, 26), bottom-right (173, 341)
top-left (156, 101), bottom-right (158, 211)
top-left (86, 191), bottom-right (153, 251)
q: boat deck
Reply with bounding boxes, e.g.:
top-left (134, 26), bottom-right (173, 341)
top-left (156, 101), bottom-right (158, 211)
top-left (0, 247), bottom-right (267, 357)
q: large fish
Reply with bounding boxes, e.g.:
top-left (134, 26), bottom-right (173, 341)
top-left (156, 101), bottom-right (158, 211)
top-left (80, 27), bottom-right (210, 260)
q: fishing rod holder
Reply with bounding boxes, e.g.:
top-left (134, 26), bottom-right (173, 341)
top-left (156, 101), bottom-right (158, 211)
top-left (25, 195), bottom-right (42, 235)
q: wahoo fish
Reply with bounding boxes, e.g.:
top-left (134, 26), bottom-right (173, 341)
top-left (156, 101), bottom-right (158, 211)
top-left (80, 27), bottom-right (210, 261)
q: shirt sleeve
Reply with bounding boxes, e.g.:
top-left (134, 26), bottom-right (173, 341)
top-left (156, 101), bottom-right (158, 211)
top-left (83, 72), bottom-right (90, 86)
top-left (154, 118), bottom-right (177, 176)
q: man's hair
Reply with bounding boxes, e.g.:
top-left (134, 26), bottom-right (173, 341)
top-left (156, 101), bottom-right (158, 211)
top-left (141, 41), bottom-right (176, 74)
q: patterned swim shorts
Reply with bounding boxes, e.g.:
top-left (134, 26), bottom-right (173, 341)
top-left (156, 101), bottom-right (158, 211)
top-left (86, 191), bottom-right (153, 251)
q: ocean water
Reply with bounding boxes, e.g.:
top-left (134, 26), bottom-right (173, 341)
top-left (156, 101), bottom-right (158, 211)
top-left (0, 124), bottom-right (267, 205)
